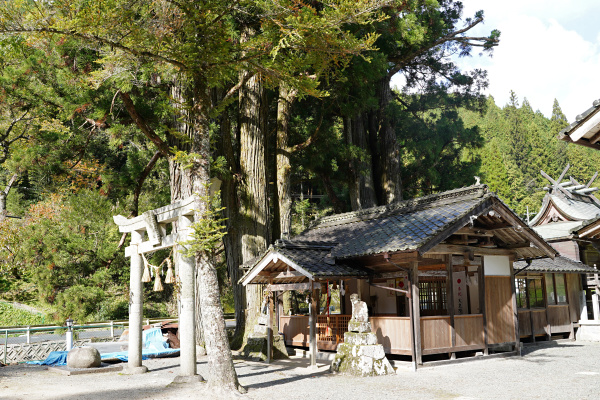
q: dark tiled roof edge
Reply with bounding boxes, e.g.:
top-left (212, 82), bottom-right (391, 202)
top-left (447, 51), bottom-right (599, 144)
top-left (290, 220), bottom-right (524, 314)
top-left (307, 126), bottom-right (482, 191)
top-left (559, 98), bottom-right (600, 136)
top-left (334, 193), bottom-right (496, 259)
top-left (307, 184), bottom-right (488, 230)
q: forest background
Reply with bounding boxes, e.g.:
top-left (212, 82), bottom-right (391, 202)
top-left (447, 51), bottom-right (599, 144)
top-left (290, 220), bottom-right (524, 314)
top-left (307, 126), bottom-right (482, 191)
top-left (0, 0), bottom-right (597, 332)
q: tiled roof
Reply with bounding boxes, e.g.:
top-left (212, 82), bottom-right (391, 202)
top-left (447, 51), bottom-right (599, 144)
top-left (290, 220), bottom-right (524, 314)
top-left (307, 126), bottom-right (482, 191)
top-left (295, 185), bottom-right (492, 258)
top-left (532, 221), bottom-right (584, 240)
top-left (550, 194), bottom-right (600, 220)
top-left (559, 98), bottom-right (600, 139)
top-left (514, 256), bottom-right (597, 274)
top-left (272, 240), bottom-right (368, 277)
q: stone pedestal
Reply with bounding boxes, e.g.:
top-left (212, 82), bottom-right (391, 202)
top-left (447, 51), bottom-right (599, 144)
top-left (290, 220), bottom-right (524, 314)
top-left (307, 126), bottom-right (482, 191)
top-left (331, 294), bottom-right (394, 376)
top-left (331, 331), bottom-right (395, 376)
top-left (242, 313), bottom-right (288, 361)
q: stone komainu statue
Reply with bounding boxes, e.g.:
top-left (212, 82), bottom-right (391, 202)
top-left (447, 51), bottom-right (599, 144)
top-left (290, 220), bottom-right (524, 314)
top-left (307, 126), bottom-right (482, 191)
top-left (349, 293), bottom-right (369, 323)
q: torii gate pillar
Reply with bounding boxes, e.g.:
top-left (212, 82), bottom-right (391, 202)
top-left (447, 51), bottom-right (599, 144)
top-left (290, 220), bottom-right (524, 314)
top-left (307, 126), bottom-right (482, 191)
top-left (177, 214), bottom-right (197, 378)
top-left (127, 230), bottom-right (147, 374)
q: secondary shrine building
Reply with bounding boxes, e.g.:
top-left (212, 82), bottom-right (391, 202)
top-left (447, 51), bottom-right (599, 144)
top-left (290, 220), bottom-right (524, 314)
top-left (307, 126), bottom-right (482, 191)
top-left (241, 184), bottom-right (595, 366)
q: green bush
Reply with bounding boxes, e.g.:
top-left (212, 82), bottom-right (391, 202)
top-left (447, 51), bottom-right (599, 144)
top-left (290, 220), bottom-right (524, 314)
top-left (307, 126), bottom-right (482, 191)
top-left (0, 302), bottom-right (46, 326)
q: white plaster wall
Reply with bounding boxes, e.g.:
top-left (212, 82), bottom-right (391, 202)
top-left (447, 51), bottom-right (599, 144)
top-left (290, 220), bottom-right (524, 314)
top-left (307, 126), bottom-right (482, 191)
top-left (483, 255), bottom-right (511, 276)
top-left (369, 285), bottom-right (396, 314)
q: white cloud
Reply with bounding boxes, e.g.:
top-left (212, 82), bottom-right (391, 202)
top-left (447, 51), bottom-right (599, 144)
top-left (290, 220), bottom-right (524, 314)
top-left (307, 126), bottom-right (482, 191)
top-left (392, 1), bottom-right (600, 121)
top-left (457, 0), bottom-right (600, 120)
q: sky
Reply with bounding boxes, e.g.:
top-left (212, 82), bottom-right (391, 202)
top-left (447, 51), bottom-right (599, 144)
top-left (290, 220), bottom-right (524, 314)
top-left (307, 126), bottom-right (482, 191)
top-left (392, 0), bottom-right (600, 121)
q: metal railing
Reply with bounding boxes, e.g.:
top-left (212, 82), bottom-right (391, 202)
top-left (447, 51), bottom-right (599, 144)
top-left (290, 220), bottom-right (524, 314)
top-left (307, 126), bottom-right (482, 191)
top-left (0, 318), bottom-right (175, 365)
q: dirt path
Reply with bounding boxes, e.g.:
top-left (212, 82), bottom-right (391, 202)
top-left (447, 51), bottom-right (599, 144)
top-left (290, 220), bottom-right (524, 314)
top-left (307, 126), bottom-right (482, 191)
top-left (1, 341), bottom-right (600, 400)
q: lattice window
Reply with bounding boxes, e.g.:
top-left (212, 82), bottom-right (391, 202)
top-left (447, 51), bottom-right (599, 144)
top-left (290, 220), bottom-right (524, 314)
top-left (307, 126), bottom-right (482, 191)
top-left (419, 277), bottom-right (447, 316)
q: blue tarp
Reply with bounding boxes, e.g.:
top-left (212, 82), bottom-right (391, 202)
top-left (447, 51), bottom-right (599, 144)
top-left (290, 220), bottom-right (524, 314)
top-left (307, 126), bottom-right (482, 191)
top-left (27, 351), bottom-right (68, 366)
top-left (27, 327), bottom-right (179, 365)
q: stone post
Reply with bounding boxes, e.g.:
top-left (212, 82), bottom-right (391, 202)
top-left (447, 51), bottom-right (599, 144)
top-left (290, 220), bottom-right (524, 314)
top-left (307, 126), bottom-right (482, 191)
top-left (127, 230), bottom-right (147, 374)
top-left (593, 293), bottom-right (600, 321)
top-left (176, 214), bottom-right (198, 379)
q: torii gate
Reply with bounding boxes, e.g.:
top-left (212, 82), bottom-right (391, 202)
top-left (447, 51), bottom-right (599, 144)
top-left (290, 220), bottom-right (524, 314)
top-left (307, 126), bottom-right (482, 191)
top-left (113, 197), bottom-right (199, 379)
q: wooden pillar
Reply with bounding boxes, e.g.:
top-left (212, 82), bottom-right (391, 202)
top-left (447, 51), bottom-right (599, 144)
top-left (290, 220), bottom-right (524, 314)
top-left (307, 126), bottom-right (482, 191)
top-left (177, 215), bottom-right (197, 377)
top-left (543, 274), bottom-right (551, 341)
top-left (510, 262), bottom-right (520, 353)
top-left (127, 230), bottom-right (147, 374)
top-left (524, 277), bottom-right (535, 343)
top-left (411, 261), bottom-right (422, 365)
top-left (446, 256), bottom-right (456, 359)
top-left (479, 257), bottom-right (488, 356)
top-left (309, 281), bottom-right (318, 368)
top-left (266, 288), bottom-right (272, 364)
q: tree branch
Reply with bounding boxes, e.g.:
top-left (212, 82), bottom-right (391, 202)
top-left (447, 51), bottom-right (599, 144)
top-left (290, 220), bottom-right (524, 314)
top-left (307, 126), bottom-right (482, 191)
top-left (120, 92), bottom-right (172, 156)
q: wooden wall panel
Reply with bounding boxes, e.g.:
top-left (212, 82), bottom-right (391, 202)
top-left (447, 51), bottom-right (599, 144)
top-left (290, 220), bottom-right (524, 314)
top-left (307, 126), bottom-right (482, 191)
top-left (485, 276), bottom-right (516, 344)
top-left (280, 315), bottom-right (309, 346)
top-left (518, 310), bottom-right (532, 337)
top-left (420, 316), bottom-right (451, 350)
top-left (566, 273), bottom-right (582, 323)
top-left (531, 310), bottom-right (547, 336)
top-left (548, 305), bottom-right (571, 333)
top-left (370, 316), bottom-right (411, 354)
top-left (454, 315), bottom-right (484, 347)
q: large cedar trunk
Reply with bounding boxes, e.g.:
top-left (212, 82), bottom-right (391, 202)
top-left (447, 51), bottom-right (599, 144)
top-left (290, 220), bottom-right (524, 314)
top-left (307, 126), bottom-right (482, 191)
top-left (344, 114), bottom-right (378, 210)
top-left (376, 75), bottom-right (402, 204)
top-left (276, 83), bottom-right (298, 239)
top-left (169, 78), bottom-right (240, 390)
top-left (168, 82), bottom-right (206, 347)
top-left (216, 102), bottom-right (246, 342)
top-left (238, 68), bottom-right (270, 342)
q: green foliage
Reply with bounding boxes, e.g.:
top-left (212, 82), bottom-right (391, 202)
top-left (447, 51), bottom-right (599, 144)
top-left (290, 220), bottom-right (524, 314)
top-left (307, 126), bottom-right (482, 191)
top-left (0, 302), bottom-right (46, 326)
top-left (467, 94), bottom-right (600, 216)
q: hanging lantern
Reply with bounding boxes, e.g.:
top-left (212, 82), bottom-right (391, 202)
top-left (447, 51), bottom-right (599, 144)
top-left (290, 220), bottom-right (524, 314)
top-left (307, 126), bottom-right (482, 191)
top-left (164, 258), bottom-right (175, 284)
top-left (153, 266), bottom-right (163, 292)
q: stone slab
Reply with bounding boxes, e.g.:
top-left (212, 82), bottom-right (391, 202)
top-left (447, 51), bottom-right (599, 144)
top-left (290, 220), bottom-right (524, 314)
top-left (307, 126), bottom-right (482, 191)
top-left (48, 363), bottom-right (123, 376)
top-left (348, 321), bottom-right (371, 333)
top-left (343, 332), bottom-right (378, 346)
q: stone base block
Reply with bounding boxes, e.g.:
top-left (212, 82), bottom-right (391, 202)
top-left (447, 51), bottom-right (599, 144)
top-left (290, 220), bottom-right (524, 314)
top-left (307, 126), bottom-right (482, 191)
top-left (576, 323), bottom-right (600, 342)
top-left (241, 334), bottom-right (288, 361)
top-left (172, 374), bottom-right (205, 384)
top-left (123, 365), bottom-right (148, 375)
top-left (348, 321), bottom-right (371, 333)
top-left (343, 332), bottom-right (378, 346)
top-left (331, 343), bottom-right (395, 377)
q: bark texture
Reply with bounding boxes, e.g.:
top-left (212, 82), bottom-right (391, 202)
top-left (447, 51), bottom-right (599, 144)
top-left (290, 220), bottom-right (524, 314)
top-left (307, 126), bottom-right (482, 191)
top-left (344, 114), bottom-right (377, 210)
top-left (276, 83), bottom-right (298, 239)
top-left (376, 75), bottom-right (402, 204)
top-left (239, 67), bottom-right (270, 342)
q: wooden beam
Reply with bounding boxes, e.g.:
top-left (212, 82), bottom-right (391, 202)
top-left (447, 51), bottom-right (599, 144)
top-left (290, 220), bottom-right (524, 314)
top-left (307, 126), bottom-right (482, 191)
top-left (369, 283), bottom-right (410, 297)
top-left (411, 261), bottom-right (422, 365)
top-left (480, 258), bottom-right (488, 356)
top-left (509, 261), bottom-right (520, 353)
top-left (270, 270), bottom-right (305, 279)
top-left (429, 244), bottom-right (516, 257)
top-left (309, 282), bottom-right (318, 368)
top-left (447, 257), bottom-right (456, 350)
top-left (269, 283), bottom-right (312, 291)
top-left (491, 202), bottom-right (557, 258)
top-left (454, 227), bottom-right (495, 237)
top-left (375, 271), bottom-right (409, 279)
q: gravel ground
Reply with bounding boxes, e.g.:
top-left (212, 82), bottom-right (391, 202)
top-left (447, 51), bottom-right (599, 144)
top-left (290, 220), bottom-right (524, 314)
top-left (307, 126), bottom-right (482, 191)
top-left (2, 341), bottom-right (600, 400)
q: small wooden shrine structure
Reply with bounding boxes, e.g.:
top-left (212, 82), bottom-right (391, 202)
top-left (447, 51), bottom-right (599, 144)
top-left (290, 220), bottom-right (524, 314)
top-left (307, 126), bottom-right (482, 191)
top-left (527, 166), bottom-right (600, 340)
top-left (240, 184), bottom-right (557, 368)
top-left (113, 197), bottom-right (199, 378)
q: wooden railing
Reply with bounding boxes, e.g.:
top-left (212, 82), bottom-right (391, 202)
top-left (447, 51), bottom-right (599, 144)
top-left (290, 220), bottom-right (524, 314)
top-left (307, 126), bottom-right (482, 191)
top-left (370, 316), bottom-right (411, 355)
top-left (420, 315), bottom-right (484, 355)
